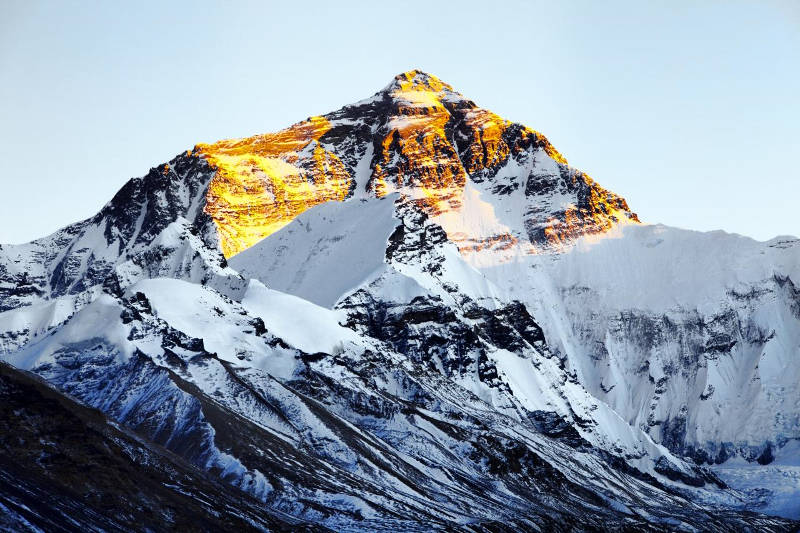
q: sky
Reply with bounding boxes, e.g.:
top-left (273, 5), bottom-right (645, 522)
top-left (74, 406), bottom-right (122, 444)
top-left (1, 0), bottom-right (797, 243)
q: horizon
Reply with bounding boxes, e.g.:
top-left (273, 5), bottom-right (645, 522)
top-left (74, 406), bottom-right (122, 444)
top-left (1, 1), bottom-right (797, 244)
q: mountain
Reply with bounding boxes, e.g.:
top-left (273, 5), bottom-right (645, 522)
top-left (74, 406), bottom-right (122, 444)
top-left (0, 70), bottom-right (798, 530)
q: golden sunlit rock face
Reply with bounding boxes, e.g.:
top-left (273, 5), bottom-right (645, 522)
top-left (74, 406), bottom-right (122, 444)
top-left (195, 70), bottom-right (638, 258)
top-left (368, 71), bottom-right (468, 214)
top-left (197, 117), bottom-right (352, 257)
top-left (537, 172), bottom-right (640, 247)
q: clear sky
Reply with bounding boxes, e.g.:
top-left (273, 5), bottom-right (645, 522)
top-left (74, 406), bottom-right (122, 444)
top-left (1, 1), bottom-right (797, 243)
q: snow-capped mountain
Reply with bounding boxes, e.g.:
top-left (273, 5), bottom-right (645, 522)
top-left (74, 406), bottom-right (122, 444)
top-left (0, 70), bottom-right (797, 530)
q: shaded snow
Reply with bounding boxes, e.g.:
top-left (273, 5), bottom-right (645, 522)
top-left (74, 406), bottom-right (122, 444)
top-left (6, 294), bottom-right (133, 370)
top-left (712, 443), bottom-right (800, 520)
top-left (230, 196), bottom-right (399, 308)
top-left (131, 278), bottom-right (300, 380)
top-left (241, 279), bottom-right (365, 354)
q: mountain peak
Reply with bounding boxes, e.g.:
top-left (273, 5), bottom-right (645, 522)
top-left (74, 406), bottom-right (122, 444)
top-left (377, 70), bottom-right (466, 111)
top-left (383, 69), bottom-right (455, 93)
top-left (195, 74), bottom-right (637, 257)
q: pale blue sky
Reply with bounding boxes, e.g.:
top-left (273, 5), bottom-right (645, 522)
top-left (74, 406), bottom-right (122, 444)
top-left (1, 1), bottom-right (797, 243)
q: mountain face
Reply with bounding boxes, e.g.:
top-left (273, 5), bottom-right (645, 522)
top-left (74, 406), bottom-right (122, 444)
top-left (1, 70), bottom-right (798, 530)
top-left (198, 70), bottom-right (638, 257)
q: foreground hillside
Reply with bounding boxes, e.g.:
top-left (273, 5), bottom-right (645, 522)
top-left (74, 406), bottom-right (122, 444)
top-left (0, 362), bottom-right (312, 531)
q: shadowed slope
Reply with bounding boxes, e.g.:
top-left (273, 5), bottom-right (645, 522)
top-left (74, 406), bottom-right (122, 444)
top-left (0, 362), bottom-right (315, 532)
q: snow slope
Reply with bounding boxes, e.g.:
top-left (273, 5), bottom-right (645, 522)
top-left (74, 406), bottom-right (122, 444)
top-left (230, 196), bottom-right (399, 308)
top-left (8, 275), bottom-right (780, 530)
top-left (470, 225), bottom-right (800, 460)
